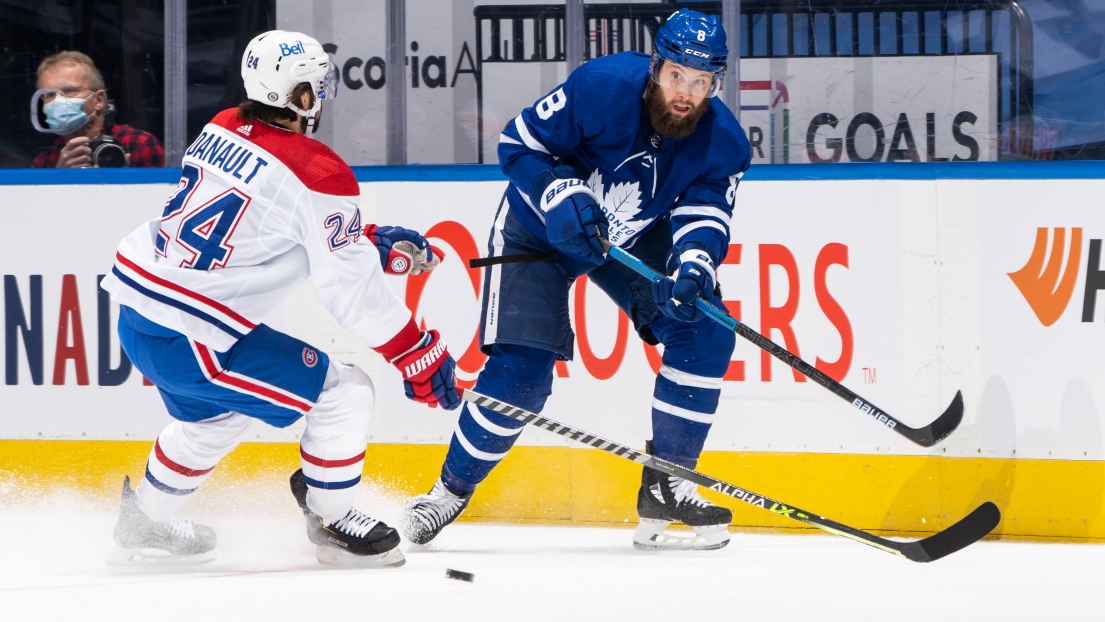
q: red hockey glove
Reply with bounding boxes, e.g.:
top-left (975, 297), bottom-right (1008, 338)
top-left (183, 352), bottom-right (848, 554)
top-left (389, 329), bottom-right (460, 410)
top-left (363, 224), bottom-right (446, 275)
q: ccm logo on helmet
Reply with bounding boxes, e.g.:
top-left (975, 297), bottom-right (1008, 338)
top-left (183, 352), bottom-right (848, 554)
top-left (279, 41), bottom-right (306, 55)
top-left (683, 48), bottom-right (710, 58)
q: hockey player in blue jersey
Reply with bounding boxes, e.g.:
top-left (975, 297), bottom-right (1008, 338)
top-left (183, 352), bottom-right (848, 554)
top-left (402, 9), bottom-right (751, 551)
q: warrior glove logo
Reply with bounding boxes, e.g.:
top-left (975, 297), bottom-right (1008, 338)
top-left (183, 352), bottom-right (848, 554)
top-left (403, 338), bottom-right (448, 378)
top-left (390, 256), bottom-right (410, 274)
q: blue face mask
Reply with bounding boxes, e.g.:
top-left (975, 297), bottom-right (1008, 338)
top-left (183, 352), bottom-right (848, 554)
top-left (30, 90), bottom-right (92, 134)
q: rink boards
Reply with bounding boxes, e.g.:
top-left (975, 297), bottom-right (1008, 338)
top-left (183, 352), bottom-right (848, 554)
top-left (0, 163), bottom-right (1103, 542)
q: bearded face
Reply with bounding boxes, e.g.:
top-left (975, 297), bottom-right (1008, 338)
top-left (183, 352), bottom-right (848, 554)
top-left (644, 61), bottom-right (714, 139)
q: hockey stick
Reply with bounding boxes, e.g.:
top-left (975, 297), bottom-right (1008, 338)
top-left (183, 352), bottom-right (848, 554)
top-left (464, 389), bottom-right (999, 563)
top-left (598, 239), bottom-right (963, 447)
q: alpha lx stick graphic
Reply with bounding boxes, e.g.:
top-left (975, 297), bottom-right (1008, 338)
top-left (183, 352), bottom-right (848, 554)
top-left (464, 390), bottom-right (999, 563)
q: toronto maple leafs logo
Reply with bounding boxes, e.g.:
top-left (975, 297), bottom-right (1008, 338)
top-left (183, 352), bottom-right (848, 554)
top-left (585, 170), bottom-right (652, 245)
top-left (587, 170), bottom-right (641, 216)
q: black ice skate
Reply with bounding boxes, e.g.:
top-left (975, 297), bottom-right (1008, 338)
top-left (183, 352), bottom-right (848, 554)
top-left (108, 475), bottom-right (217, 566)
top-left (633, 442), bottom-right (732, 551)
top-left (289, 469), bottom-right (404, 568)
top-left (401, 478), bottom-right (472, 545)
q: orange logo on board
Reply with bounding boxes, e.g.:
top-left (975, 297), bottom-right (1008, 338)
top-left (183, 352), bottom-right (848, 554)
top-left (1008, 228), bottom-right (1083, 326)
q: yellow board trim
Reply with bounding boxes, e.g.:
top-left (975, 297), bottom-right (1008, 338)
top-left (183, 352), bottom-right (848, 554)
top-left (2, 440), bottom-right (1102, 541)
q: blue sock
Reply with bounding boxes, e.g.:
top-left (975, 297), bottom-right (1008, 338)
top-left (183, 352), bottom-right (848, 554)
top-left (440, 344), bottom-right (557, 493)
top-left (649, 368), bottom-right (721, 469)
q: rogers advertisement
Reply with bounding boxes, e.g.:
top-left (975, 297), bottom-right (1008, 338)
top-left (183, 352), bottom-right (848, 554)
top-left (0, 178), bottom-right (913, 456)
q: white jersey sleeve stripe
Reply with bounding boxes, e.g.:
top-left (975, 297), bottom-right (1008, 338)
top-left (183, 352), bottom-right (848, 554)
top-left (513, 115), bottom-right (551, 154)
top-left (672, 220), bottom-right (727, 246)
top-left (671, 205), bottom-right (733, 227)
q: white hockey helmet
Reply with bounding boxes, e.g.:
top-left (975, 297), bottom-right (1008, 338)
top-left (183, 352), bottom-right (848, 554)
top-left (241, 30), bottom-right (338, 125)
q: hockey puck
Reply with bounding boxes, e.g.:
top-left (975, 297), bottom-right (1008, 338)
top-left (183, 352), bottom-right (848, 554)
top-left (445, 568), bottom-right (475, 583)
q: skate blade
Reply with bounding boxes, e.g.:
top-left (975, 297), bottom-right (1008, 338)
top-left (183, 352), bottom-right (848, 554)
top-left (315, 545), bottom-right (406, 568)
top-left (632, 518), bottom-right (730, 551)
top-left (107, 546), bottom-right (216, 567)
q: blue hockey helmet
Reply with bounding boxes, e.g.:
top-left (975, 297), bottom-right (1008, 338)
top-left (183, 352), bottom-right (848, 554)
top-left (652, 9), bottom-right (728, 97)
top-left (654, 8), bottom-right (728, 72)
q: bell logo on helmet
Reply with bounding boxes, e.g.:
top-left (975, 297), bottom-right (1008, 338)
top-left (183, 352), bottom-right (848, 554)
top-left (242, 30), bottom-right (335, 130)
top-left (279, 40), bottom-right (305, 56)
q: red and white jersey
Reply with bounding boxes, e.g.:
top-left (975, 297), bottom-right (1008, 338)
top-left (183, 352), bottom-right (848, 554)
top-left (101, 109), bottom-right (412, 352)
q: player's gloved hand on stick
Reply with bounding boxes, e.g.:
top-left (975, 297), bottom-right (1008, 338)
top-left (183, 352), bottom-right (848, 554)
top-left (389, 329), bottom-right (461, 410)
top-left (652, 246), bottom-right (716, 322)
top-left (364, 224), bottom-right (445, 275)
top-left (532, 166), bottom-right (609, 265)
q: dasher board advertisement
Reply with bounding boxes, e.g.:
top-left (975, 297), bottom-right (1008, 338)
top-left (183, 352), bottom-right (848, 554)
top-left (0, 178), bottom-right (907, 459)
top-left (978, 179), bottom-right (1105, 461)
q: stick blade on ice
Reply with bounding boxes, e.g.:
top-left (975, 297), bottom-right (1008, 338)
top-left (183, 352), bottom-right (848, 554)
top-left (899, 501), bottom-right (1002, 563)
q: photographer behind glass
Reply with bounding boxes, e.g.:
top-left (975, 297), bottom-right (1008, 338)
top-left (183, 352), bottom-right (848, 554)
top-left (30, 51), bottom-right (164, 168)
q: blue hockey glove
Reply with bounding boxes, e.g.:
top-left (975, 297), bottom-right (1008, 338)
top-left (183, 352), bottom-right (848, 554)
top-left (364, 224), bottom-right (445, 275)
top-left (652, 246), bottom-right (716, 322)
top-left (532, 166), bottom-right (609, 265)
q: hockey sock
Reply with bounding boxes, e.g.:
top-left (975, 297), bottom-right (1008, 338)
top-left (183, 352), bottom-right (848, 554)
top-left (300, 362), bottom-right (375, 522)
top-left (440, 344), bottom-right (556, 493)
top-left (649, 364), bottom-right (723, 468)
top-left (136, 414), bottom-right (251, 522)
top-left (299, 446), bottom-right (365, 523)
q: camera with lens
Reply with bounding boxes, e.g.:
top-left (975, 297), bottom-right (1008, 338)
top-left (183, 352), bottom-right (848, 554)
top-left (88, 102), bottom-right (126, 168)
top-left (87, 134), bottom-right (125, 168)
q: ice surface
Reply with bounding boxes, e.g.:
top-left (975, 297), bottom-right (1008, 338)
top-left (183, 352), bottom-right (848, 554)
top-left (1, 486), bottom-right (1103, 622)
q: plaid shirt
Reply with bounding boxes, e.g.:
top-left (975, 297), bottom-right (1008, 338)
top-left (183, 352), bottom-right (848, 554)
top-left (32, 123), bottom-right (165, 168)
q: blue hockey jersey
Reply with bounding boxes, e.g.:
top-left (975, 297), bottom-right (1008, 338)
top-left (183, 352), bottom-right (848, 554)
top-left (498, 52), bottom-right (751, 265)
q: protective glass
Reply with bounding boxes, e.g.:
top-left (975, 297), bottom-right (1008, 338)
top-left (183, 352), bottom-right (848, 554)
top-left (650, 54), bottom-right (723, 98)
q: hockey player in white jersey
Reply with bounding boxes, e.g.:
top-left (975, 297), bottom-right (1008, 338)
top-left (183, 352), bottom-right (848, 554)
top-left (100, 30), bottom-right (460, 568)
